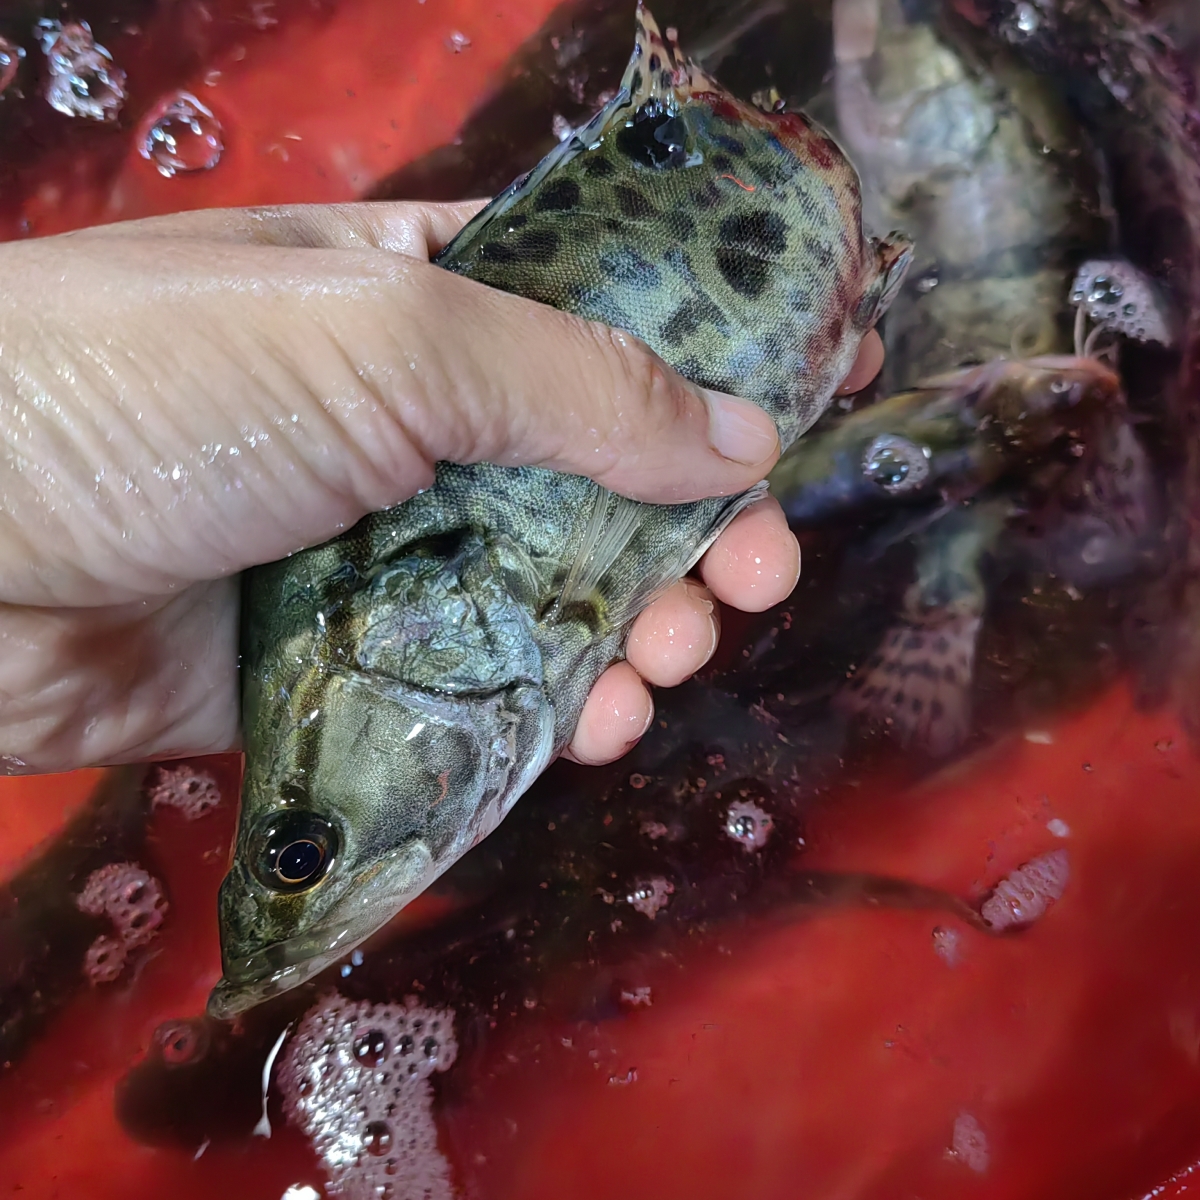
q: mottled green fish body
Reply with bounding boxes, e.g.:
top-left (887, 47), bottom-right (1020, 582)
top-left (209, 5), bottom-right (911, 1018)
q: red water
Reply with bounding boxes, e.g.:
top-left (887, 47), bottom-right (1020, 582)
top-left (3, 2), bottom-right (1200, 1198)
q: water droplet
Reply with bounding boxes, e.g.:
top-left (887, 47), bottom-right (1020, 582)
top-left (352, 1028), bottom-right (388, 1066)
top-left (0, 37), bottom-right (25, 96)
top-left (38, 21), bottom-right (125, 122)
top-left (445, 30), bottom-right (471, 52)
top-left (362, 1119), bottom-right (393, 1156)
top-left (141, 92), bottom-right (223, 177)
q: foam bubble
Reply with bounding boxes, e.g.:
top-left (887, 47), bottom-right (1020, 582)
top-left (723, 799), bottom-right (773, 851)
top-left (947, 1111), bottom-right (990, 1173)
top-left (76, 862), bottom-right (168, 951)
top-left (280, 995), bottom-right (459, 1200)
top-left (625, 876), bottom-right (673, 919)
top-left (83, 934), bottom-right (127, 985)
top-left (1070, 259), bottom-right (1172, 345)
top-left (140, 92), bottom-right (224, 177)
top-left (981, 850), bottom-right (1069, 931)
top-left (148, 764), bottom-right (222, 818)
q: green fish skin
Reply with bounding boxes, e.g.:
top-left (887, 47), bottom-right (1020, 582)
top-left (208, 4), bottom-right (912, 1019)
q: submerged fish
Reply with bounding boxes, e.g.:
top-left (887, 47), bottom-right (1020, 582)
top-left (209, 5), bottom-right (912, 1018)
top-left (768, 350), bottom-right (1131, 755)
top-left (828, 0), bottom-right (1107, 390)
top-left (769, 353), bottom-right (1124, 524)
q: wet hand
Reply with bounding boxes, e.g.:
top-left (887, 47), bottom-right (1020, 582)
top-left (0, 201), bottom-right (882, 773)
top-left (566, 331), bottom-right (883, 765)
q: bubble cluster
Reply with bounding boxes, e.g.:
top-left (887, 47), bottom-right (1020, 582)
top-left (723, 799), bottom-right (773, 851)
top-left (83, 933), bottom-right (126, 984)
top-left (0, 37), bottom-right (25, 96)
top-left (1071, 259), bottom-right (1172, 345)
top-left (148, 764), bottom-right (222, 818)
top-left (280, 995), bottom-right (459, 1200)
top-left (981, 850), bottom-right (1069, 931)
top-left (625, 876), bottom-right (673, 919)
top-left (37, 20), bottom-right (126, 122)
top-left (140, 92), bottom-right (224, 177)
top-left (76, 861), bottom-right (168, 984)
top-left (946, 1111), bottom-right (990, 1173)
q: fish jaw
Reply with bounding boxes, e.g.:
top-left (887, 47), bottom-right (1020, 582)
top-left (207, 839), bottom-right (438, 1019)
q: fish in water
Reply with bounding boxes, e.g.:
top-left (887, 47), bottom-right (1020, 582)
top-left (768, 349), bottom-right (1128, 756)
top-left (827, 0), bottom-right (1108, 390)
top-left (829, 357), bottom-right (1159, 757)
top-left (769, 353), bottom-right (1124, 525)
top-left (208, 5), bottom-right (912, 1018)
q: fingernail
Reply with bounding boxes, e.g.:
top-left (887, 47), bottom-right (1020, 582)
top-left (703, 390), bottom-right (780, 466)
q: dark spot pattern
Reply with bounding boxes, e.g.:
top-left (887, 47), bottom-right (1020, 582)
top-left (534, 179), bottom-right (582, 212)
top-left (711, 153), bottom-right (734, 174)
top-left (715, 135), bottom-right (745, 156)
top-left (582, 156), bottom-right (616, 178)
top-left (716, 249), bottom-right (770, 298)
top-left (615, 184), bottom-right (658, 219)
top-left (660, 297), bottom-right (720, 345)
top-left (720, 211), bottom-right (788, 256)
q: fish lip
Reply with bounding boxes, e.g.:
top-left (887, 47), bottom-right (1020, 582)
top-left (207, 913), bottom-right (377, 1019)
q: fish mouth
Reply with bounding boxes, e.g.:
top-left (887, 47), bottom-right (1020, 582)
top-left (206, 914), bottom-right (381, 1019)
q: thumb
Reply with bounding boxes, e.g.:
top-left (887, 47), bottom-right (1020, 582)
top-left (357, 253), bottom-right (781, 505)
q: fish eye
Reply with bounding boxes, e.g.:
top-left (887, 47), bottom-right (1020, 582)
top-left (861, 434), bottom-right (932, 494)
top-left (252, 811), bottom-right (338, 893)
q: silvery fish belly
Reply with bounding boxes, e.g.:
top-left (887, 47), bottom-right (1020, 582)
top-left (208, 4), bottom-right (912, 1018)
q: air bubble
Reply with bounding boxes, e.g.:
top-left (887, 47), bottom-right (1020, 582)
top-left (353, 1028), bottom-right (388, 1066)
top-left (862, 434), bottom-right (931, 494)
top-left (38, 20), bottom-right (126, 122)
top-left (445, 30), bottom-right (471, 52)
top-left (140, 92), bottom-right (223, 177)
top-left (362, 1120), bottom-right (393, 1156)
top-left (0, 37), bottom-right (25, 96)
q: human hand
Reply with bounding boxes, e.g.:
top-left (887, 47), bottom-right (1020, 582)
top-left (0, 201), bottom-right (882, 774)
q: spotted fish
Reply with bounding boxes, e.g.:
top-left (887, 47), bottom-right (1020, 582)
top-left (208, 4), bottom-right (912, 1018)
top-left (765, 352), bottom-right (1125, 755)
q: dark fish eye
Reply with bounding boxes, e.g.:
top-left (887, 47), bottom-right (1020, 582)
top-left (861, 434), bottom-right (932, 494)
top-left (252, 810), bottom-right (338, 893)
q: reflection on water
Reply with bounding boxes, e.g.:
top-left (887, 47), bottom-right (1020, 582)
top-left (1, 1), bottom-right (1199, 1198)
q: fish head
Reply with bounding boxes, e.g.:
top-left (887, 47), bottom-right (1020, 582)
top-left (208, 670), bottom-right (554, 1019)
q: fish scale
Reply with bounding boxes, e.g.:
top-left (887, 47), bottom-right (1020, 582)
top-left (209, 3), bottom-right (911, 1019)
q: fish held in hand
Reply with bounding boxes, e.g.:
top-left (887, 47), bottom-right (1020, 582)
top-left (208, 5), bottom-right (911, 1019)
